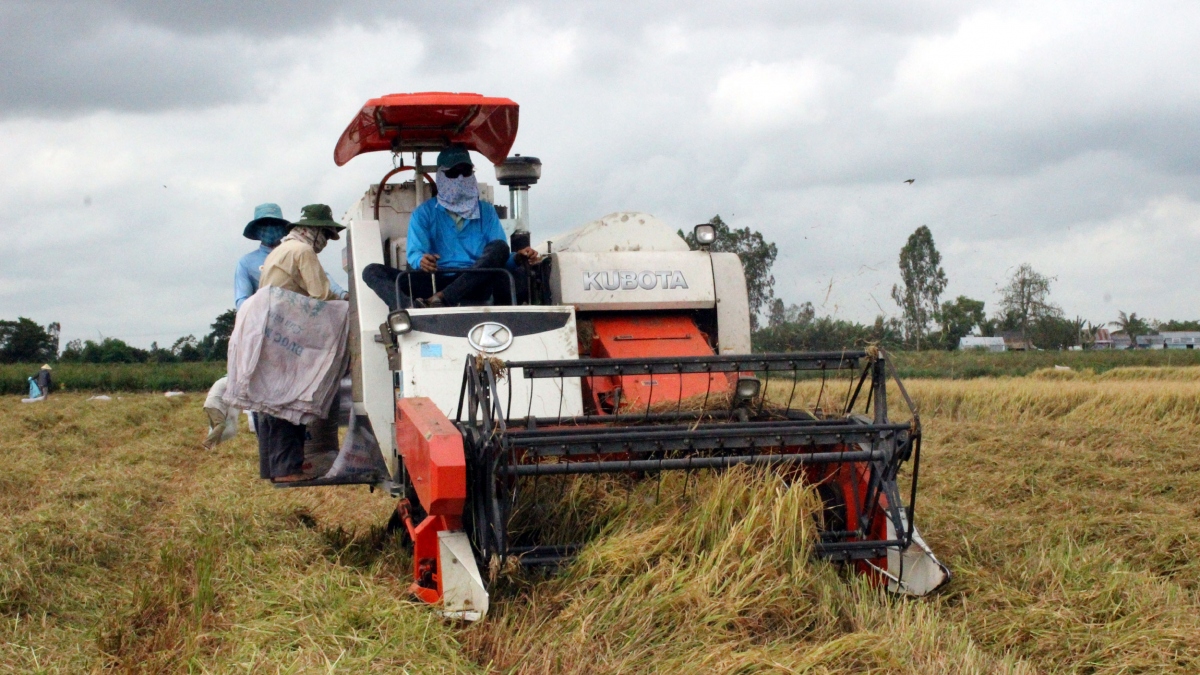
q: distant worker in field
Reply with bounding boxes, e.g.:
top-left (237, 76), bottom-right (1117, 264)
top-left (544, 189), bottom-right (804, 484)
top-left (36, 364), bottom-right (51, 397)
top-left (235, 203), bottom-right (346, 310)
top-left (254, 203), bottom-right (347, 483)
top-left (361, 146), bottom-right (540, 309)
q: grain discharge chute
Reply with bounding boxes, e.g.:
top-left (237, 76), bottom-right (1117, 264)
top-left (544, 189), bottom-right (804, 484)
top-left (290, 92), bottom-right (949, 620)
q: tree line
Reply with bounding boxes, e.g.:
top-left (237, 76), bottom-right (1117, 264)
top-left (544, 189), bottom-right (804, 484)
top-left (685, 217), bottom-right (1195, 352)
top-left (0, 310), bottom-right (236, 364)
top-left (880, 226), bottom-right (1200, 350)
top-left (6, 219), bottom-right (1192, 362)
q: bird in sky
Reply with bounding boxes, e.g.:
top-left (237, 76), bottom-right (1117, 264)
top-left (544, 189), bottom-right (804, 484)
top-left (904, 179), bottom-right (915, 184)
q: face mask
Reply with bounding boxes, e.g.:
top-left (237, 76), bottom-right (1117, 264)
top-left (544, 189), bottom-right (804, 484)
top-left (312, 229), bottom-right (330, 254)
top-left (436, 169), bottom-right (481, 220)
top-left (259, 224), bottom-right (287, 247)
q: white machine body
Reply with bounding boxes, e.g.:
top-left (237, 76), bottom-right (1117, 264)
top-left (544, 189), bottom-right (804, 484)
top-left (344, 191), bottom-right (754, 483)
top-left (396, 305), bottom-right (583, 419)
top-left (341, 184), bottom-right (752, 622)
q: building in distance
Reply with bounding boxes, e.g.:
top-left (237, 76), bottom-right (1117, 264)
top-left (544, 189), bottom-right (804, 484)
top-left (959, 336), bottom-right (1007, 352)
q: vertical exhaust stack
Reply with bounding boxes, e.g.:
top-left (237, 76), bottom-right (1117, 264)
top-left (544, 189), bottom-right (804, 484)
top-left (496, 155), bottom-right (541, 249)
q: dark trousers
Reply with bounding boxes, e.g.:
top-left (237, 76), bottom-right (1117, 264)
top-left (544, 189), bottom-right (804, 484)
top-left (35, 371), bottom-right (51, 396)
top-left (361, 240), bottom-right (514, 309)
top-left (256, 413), bottom-right (306, 479)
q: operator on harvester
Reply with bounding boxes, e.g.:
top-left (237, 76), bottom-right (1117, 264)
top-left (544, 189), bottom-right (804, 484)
top-left (360, 146), bottom-right (541, 309)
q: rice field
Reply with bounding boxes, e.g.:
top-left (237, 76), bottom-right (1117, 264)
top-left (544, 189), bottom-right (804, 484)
top-left (2, 368), bottom-right (1199, 672)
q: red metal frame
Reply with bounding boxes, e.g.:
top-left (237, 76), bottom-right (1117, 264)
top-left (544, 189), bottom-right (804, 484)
top-left (334, 92), bottom-right (519, 166)
top-left (805, 462), bottom-right (888, 578)
top-left (395, 397), bottom-right (467, 604)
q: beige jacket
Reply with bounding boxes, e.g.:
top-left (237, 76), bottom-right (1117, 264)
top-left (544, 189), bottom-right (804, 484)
top-left (259, 239), bottom-right (340, 301)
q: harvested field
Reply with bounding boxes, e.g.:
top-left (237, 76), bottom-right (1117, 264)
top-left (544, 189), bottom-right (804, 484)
top-left (2, 372), bottom-right (1199, 672)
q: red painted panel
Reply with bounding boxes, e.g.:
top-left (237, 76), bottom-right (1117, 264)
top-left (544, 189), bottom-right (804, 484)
top-left (396, 397), bottom-right (467, 516)
top-left (334, 92), bottom-right (519, 166)
top-left (588, 315), bottom-right (732, 411)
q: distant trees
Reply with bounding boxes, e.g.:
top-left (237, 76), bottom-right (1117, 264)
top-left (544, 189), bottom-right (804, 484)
top-left (57, 310), bottom-right (237, 364)
top-left (891, 226), bottom-right (947, 350)
top-left (755, 301), bottom-right (903, 351)
top-left (199, 309), bottom-right (236, 361)
top-left (1157, 319), bottom-right (1200, 332)
top-left (0, 318), bottom-right (59, 363)
top-left (768, 299), bottom-right (815, 327)
top-left (1110, 311), bottom-right (1151, 339)
top-left (997, 263), bottom-right (1060, 343)
top-left (682, 216), bottom-right (777, 330)
top-left (938, 296), bottom-right (986, 350)
top-left (60, 337), bottom-right (148, 363)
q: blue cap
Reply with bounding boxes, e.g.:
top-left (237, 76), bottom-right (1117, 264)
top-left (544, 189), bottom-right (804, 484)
top-left (436, 146), bottom-right (473, 169)
top-left (243, 203), bottom-right (291, 240)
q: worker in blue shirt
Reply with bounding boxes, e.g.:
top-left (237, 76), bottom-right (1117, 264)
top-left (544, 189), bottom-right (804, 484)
top-left (235, 203), bottom-right (345, 309)
top-left (361, 146), bottom-right (539, 308)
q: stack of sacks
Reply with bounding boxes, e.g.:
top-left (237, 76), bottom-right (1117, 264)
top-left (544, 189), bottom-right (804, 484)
top-left (224, 286), bottom-right (349, 424)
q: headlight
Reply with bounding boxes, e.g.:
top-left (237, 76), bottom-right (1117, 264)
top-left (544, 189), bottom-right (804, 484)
top-left (693, 223), bottom-right (716, 246)
top-left (388, 309), bottom-right (413, 335)
top-left (733, 377), bottom-right (761, 406)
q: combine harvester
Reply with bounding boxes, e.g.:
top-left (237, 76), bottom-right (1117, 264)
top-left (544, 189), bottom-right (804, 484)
top-left (295, 92), bottom-right (948, 619)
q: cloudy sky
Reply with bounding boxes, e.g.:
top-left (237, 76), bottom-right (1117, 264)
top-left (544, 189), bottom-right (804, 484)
top-left (2, 1), bottom-right (1198, 346)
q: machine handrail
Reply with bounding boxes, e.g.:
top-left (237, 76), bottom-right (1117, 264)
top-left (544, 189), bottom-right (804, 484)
top-left (391, 267), bottom-right (518, 309)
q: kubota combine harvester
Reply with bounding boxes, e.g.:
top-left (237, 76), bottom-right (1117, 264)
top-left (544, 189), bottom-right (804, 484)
top-left (290, 92), bottom-right (948, 619)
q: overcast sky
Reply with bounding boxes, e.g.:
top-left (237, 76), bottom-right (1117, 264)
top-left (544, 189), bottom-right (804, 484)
top-left (2, 1), bottom-right (1198, 346)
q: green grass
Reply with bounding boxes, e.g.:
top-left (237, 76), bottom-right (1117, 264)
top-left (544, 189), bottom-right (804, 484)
top-left (4, 372), bottom-right (1200, 672)
top-left (887, 348), bottom-right (1200, 379)
top-left (0, 362), bottom-right (226, 395)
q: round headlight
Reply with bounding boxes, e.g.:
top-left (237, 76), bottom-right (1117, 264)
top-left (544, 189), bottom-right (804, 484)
top-left (388, 310), bottom-right (413, 335)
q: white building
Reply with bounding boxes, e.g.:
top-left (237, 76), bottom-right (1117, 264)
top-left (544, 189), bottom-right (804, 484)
top-left (1160, 332), bottom-right (1200, 349)
top-left (959, 336), bottom-right (1007, 352)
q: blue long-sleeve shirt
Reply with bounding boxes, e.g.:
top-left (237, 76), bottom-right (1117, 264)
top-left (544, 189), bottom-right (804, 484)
top-left (406, 198), bottom-right (515, 271)
top-left (235, 244), bottom-right (344, 309)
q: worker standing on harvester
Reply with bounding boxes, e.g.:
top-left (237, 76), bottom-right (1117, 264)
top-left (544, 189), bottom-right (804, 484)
top-left (236, 203), bottom-right (346, 310)
top-left (254, 204), bottom-right (346, 483)
top-left (361, 146), bottom-right (540, 308)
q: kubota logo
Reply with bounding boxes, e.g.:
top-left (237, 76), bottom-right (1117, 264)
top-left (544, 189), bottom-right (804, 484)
top-left (467, 322), bottom-right (513, 353)
top-left (582, 270), bottom-right (689, 291)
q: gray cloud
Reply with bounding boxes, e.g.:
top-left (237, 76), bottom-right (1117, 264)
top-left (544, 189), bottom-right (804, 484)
top-left (2, 1), bottom-right (1199, 347)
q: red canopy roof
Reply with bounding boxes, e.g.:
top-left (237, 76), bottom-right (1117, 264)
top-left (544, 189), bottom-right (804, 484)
top-left (333, 92), bottom-right (519, 167)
